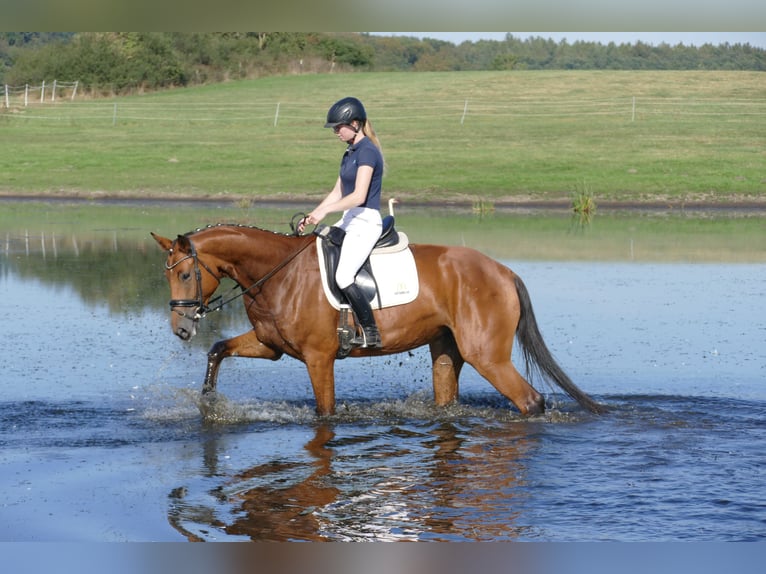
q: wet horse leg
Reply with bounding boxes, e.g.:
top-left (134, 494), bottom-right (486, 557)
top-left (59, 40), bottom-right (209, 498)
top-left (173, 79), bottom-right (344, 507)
top-left (303, 353), bottom-right (336, 416)
top-left (454, 322), bottom-right (545, 415)
top-left (203, 330), bottom-right (282, 394)
top-left (429, 330), bottom-right (464, 406)
top-left (470, 358), bottom-right (545, 415)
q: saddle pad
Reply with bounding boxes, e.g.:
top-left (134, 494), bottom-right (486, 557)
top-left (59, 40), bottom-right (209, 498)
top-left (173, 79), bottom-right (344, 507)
top-left (316, 233), bottom-right (420, 310)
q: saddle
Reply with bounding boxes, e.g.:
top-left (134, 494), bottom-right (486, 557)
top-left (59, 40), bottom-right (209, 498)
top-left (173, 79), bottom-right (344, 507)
top-left (314, 215), bottom-right (419, 358)
top-left (314, 215), bottom-right (404, 305)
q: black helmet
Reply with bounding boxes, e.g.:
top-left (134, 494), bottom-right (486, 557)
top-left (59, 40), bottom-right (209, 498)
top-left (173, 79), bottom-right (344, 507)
top-left (325, 97), bottom-right (366, 129)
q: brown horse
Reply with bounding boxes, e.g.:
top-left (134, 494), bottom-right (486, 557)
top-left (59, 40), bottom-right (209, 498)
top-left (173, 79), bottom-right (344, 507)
top-left (152, 224), bottom-right (605, 416)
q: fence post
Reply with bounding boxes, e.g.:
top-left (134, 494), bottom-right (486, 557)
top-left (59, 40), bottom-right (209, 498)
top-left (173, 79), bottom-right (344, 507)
top-left (40, 80), bottom-right (45, 103)
top-left (4, 85), bottom-right (8, 109)
top-left (71, 81), bottom-right (78, 101)
top-left (52, 80), bottom-right (57, 102)
top-left (24, 84), bottom-right (29, 106)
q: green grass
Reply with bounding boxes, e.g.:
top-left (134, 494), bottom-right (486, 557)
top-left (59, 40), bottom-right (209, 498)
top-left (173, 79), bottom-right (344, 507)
top-left (571, 180), bottom-right (597, 227)
top-left (1, 70), bottom-right (764, 202)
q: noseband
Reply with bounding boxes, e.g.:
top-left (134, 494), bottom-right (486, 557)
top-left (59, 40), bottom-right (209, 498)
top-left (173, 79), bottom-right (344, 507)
top-left (165, 238), bottom-right (220, 321)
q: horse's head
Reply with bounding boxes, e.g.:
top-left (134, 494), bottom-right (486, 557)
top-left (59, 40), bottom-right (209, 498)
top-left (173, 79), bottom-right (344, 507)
top-left (152, 232), bottom-right (221, 341)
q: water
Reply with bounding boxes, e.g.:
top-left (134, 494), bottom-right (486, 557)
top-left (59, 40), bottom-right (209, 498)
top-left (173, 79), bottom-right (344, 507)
top-left (0, 210), bottom-right (764, 542)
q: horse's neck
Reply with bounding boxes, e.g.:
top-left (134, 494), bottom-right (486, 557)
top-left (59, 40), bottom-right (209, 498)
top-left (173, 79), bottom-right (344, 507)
top-left (201, 227), bottom-right (307, 283)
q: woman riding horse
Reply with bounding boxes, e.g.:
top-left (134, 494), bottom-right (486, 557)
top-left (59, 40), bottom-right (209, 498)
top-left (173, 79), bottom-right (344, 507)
top-left (297, 97), bottom-right (385, 349)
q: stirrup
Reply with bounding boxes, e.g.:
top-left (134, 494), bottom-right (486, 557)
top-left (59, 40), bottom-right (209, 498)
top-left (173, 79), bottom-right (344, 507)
top-left (352, 326), bottom-right (382, 349)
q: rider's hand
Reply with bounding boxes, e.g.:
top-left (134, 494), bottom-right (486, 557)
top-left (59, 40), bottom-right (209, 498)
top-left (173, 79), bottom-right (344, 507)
top-left (297, 216), bottom-right (311, 234)
top-left (300, 210), bottom-right (325, 233)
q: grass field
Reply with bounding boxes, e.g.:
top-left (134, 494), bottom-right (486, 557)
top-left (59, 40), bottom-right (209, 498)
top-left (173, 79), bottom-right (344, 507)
top-left (1, 71), bottom-right (764, 203)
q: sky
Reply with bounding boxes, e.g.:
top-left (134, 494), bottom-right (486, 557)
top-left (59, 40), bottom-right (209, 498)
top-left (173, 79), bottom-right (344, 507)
top-left (374, 32), bottom-right (766, 49)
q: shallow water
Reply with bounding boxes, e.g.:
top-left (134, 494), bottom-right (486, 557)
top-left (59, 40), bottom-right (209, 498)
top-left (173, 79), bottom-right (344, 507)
top-left (0, 206), bottom-right (764, 541)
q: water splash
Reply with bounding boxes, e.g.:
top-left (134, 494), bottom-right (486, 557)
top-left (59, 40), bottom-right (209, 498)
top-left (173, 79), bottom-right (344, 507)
top-left (139, 385), bottom-right (592, 427)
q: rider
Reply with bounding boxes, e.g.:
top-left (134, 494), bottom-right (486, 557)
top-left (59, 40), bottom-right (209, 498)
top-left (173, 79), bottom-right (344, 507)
top-left (299, 97), bottom-right (384, 349)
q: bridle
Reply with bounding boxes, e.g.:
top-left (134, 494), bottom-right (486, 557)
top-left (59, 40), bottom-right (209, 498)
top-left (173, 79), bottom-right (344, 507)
top-left (164, 232), bottom-right (314, 321)
top-left (165, 238), bottom-right (221, 321)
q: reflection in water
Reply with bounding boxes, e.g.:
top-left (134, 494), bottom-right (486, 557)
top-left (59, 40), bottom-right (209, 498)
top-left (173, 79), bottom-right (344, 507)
top-left (1, 228), bottom-right (251, 351)
top-left (2, 229), bottom-right (167, 312)
top-left (161, 391), bottom-right (766, 542)
top-left (222, 425), bottom-right (338, 542)
top-left (168, 424), bottom-right (338, 542)
top-left (167, 420), bottom-right (538, 542)
top-left (420, 422), bottom-right (531, 540)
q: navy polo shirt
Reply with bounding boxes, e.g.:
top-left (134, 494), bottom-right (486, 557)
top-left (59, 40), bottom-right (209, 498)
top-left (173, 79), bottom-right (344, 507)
top-left (339, 137), bottom-right (383, 210)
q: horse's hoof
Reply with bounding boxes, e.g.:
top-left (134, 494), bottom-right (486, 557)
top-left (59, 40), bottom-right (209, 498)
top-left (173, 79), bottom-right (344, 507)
top-left (198, 392), bottom-right (220, 418)
top-left (524, 397), bottom-right (546, 416)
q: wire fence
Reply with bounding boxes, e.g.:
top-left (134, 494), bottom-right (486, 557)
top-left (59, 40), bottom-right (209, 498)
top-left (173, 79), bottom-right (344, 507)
top-left (3, 87), bottom-right (764, 126)
top-left (7, 99), bottom-right (766, 125)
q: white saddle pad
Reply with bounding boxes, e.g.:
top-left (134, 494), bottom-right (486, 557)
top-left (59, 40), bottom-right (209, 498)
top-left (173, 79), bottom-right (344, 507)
top-left (316, 232), bottom-right (420, 310)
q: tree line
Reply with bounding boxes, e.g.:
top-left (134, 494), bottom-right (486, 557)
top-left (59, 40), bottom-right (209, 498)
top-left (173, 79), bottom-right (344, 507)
top-left (1, 32), bottom-right (763, 94)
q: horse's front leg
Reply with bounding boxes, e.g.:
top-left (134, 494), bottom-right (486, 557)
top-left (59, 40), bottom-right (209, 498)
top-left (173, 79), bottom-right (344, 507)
top-left (303, 353), bottom-right (337, 416)
top-left (203, 330), bottom-right (282, 394)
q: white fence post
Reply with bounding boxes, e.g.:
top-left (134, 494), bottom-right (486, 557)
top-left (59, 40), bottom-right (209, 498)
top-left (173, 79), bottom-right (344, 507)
top-left (2, 81), bottom-right (80, 106)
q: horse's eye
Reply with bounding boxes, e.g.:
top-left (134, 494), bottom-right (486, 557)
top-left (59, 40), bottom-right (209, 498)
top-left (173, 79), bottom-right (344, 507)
top-left (180, 272), bottom-right (192, 281)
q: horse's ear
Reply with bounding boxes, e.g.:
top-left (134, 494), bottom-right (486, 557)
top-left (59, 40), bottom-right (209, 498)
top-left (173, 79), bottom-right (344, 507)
top-left (175, 234), bottom-right (191, 253)
top-left (151, 232), bottom-right (173, 251)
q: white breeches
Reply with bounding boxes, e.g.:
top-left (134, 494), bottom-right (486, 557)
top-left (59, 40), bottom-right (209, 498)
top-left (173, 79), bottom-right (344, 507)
top-left (334, 207), bottom-right (382, 289)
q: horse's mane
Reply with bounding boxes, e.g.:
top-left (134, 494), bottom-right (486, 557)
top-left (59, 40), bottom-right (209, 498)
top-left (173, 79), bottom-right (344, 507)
top-left (182, 222), bottom-right (296, 239)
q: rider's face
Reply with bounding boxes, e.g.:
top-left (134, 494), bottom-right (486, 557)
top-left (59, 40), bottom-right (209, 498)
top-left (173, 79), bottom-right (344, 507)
top-left (333, 123), bottom-right (357, 142)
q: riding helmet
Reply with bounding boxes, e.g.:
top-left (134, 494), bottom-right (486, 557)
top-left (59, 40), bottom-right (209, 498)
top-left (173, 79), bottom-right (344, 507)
top-left (325, 97), bottom-right (366, 129)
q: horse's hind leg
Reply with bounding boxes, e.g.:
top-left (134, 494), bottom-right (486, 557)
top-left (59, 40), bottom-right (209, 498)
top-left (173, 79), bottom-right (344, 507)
top-left (429, 330), bottom-right (464, 406)
top-left (456, 330), bottom-right (545, 414)
top-left (451, 284), bottom-right (545, 415)
top-left (470, 358), bottom-right (545, 415)
top-left (203, 330), bottom-right (281, 394)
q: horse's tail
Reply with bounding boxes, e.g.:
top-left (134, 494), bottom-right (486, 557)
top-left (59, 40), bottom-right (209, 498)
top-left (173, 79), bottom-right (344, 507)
top-left (514, 275), bottom-right (607, 414)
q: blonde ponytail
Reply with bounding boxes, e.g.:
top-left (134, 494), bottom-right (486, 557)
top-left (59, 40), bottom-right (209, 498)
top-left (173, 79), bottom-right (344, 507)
top-left (362, 119), bottom-right (386, 174)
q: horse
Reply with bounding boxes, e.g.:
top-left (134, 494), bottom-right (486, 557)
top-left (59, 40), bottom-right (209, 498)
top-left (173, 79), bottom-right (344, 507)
top-left (151, 223), bottom-right (605, 416)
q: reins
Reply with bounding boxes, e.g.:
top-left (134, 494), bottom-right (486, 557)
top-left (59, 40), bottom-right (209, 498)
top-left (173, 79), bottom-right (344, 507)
top-left (166, 232), bottom-right (314, 320)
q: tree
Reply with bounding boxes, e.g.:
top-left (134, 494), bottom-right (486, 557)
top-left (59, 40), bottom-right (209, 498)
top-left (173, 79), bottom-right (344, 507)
top-left (2, 32), bottom-right (764, 92)
top-left (491, 53), bottom-right (517, 70)
top-left (318, 35), bottom-right (373, 68)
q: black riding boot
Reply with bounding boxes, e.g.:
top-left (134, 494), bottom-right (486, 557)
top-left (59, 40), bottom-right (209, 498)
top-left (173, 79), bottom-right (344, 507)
top-left (341, 284), bottom-right (382, 349)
